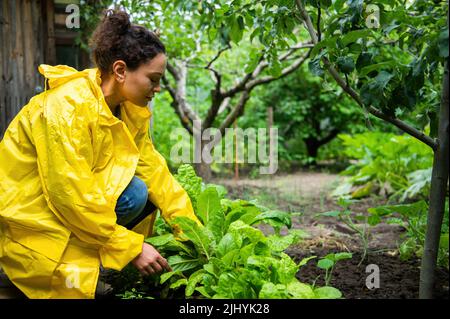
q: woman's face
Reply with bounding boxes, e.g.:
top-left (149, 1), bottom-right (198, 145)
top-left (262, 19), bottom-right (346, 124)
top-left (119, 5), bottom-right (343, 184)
top-left (120, 53), bottom-right (167, 107)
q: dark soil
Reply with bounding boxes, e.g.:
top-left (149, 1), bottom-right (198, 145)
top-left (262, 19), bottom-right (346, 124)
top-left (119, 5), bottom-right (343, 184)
top-left (287, 247), bottom-right (449, 299)
top-left (216, 171), bottom-right (450, 299)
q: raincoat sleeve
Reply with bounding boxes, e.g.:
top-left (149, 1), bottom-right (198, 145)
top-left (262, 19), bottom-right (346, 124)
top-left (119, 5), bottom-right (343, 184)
top-left (40, 97), bottom-right (144, 271)
top-left (133, 121), bottom-right (202, 233)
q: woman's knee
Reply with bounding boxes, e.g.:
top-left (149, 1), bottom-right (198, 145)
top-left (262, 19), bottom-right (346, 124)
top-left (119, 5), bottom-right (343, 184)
top-left (127, 176), bottom-right (149, 211)
top-left (116, 176), bottom-right (148, 216)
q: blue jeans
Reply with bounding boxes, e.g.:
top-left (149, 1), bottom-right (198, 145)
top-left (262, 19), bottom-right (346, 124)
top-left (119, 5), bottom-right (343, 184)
top-left (115, 176), bottom-right (155, 229)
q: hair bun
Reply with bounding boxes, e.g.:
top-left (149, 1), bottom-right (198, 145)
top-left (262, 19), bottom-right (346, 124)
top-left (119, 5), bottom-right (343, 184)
top-left (104, 9), bottom-right (131, 35)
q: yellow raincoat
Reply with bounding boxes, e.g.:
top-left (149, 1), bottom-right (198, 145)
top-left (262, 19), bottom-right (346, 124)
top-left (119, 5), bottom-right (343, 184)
top-left (0, 64), bottom-right (200, 298)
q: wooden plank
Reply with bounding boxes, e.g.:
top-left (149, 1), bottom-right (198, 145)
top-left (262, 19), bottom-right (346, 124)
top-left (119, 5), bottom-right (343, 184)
top-left (12, 0), bottom-right (23, 118)
top-left (31, 0), bottom-right (44, 93)
top-left (1, 0), bottom-right (12, 137)
top-left (0, 0), bottom-right (5, 138)
top-left (45, 0), bottom-right (56, 65)
top-left (23, 0), bottom-right (34, 96)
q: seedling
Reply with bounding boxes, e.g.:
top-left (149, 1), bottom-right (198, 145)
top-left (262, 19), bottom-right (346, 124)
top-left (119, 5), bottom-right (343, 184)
top-left (316, 252), bottom-right (353, 287)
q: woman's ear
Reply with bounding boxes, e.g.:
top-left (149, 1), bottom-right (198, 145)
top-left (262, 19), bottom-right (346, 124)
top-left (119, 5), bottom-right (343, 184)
top-left (112, 60), bottom-right (127, 83)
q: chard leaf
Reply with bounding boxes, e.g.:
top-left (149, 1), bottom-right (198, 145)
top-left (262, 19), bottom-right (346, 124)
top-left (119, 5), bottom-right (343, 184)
top-left (224, 208), bottom-right (247, 231)
top-left (198, 187), bottom-right (227, 243)
top-left (221, 249), bottom-right (239, 267)
top-left (367, 200), bottom-right (428, 218)
top-left (251, 210), bottom-right (292, 229)
top-left (239, 243), bottom-right (258, 264)
top-left (314, 286), bottom-right (343, 299)
top-left (224, 201), bottom-right (261, 230)
top-left (173, 217), bottom-right (213, 258)
top-left (145, 234), bottom-right (174, 247)
top-left (267, 233), bottom-right (300, 252)
top-left (275, 253), bottom-right (299, 284)
top-left (214, 272), bottom-right (247, 299)
top-left (186, 269), bottom-right (207, 297)
top-left (286, 281), bottom-right (315, 298)
top-left (229, 220), bottom-right (266, 243)
top-left (217, 232), bottom-right (242, 258)
top-left (247, 255), bottom-right (276, 273)
top-left (167, 255), bottom-right (203, 272)
top-left (170, 278), bottom-right (188, 289)
top-left (160, 270), bottom-right (183, 284)
top-left (195, 286), bottom-right (212, 298)
top-left (145, 234), bottom-right (195, 256)
top-left (203, 263), bottom-right (217, 277)
top-left (259, 282), bottom-right (288, 298)
top-left (204, 183), bottom-right (228, 199)
top-left (254, 241), bottom-right (270, 256)
top-left (197, 187), bottom-right (222, 225)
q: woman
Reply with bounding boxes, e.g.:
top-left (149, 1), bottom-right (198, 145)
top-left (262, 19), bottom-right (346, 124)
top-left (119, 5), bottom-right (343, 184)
top-left (0, 10), bottom-right (201, 298)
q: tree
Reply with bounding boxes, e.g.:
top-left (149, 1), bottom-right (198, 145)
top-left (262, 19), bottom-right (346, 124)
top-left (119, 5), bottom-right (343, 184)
top-left (294, 0), bottom-right (448, 299)
top-left (254, 66), bottom-right (365, 164)
top-left (119, 0), bottom-right (312, 179)
top-left (167, 0), bottom-right (448, 298)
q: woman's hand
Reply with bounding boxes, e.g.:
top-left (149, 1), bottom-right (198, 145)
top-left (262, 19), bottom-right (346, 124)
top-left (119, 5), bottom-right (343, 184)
top-left (131, 243), bottom-right (172, 276)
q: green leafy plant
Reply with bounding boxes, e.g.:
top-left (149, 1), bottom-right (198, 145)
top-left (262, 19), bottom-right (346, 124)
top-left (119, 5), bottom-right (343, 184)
top-left (368, 200), bottom-right (449, 269)
top-left (113, 165), bottom-right (342, 299)
top-left (332, 132), bottom-right (433, 201)
top-left (115, 288), bottom-right (154, 299)
top-left (316, 198), bottom-right (374, 265)
top-left (316, 252), bottom-right (353, 287)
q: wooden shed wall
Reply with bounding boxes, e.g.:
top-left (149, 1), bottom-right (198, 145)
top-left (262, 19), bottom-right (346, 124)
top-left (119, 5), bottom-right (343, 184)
top-left (0, 0), bottom-right (48, 139)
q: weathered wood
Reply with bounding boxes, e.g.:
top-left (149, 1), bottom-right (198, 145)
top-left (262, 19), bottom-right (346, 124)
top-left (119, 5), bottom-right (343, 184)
top-left (0, 0), bottom-right (5, 138)
top-left (23, 0), bottom-right (34, 95)
top-left (0, 0), bottom-right (48, 138)
top-left (12, 0), bottom-right (25, 120)
top-left (2, 1), bottom-right (13, 137)
top-left (32, 0), bottom-right (45, 93)
top-left (45, 0), bottom-right (56, 65)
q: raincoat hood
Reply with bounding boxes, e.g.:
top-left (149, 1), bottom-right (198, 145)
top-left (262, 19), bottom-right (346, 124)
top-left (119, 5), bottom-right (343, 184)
top-left (38, 64), bottom-right (94, 89)
top-left (0, 64), bottom-right (200, 299)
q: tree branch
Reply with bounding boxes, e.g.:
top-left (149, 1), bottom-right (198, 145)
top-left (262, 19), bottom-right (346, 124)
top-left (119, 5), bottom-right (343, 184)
top-left (318, 128), bottom-right (340, 147)
top-left (209, 91), bottom-right (251, 149)
top-left (162, 75), bottom-right (193, 134)
top-left (222, 42), bottom-right (313, 98)
top-left (295, 0), bottom-right (438, 151)
top-left (205, 44), bottom-right (231, 69)
top-left (246, 50), bottom-right (311, 90)
top-left (164, 60), bottom-right (202, 134)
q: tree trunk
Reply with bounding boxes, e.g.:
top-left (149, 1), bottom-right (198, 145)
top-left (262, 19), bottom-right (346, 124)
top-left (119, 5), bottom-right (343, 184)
top-left (195, 161), bottom-right (212, 181)
top-left (419, 61), bottom-right (449, 298)
top-left (305, 139), bottom-right (319, 163)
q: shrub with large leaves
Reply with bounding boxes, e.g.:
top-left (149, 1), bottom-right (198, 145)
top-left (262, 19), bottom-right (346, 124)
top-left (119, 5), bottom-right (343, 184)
top-left (332, 132), bottom-right (433, 201)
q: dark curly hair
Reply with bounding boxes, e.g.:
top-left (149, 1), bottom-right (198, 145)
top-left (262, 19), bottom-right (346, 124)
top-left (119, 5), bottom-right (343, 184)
top-left (89, 10), bottom-right (166, 73)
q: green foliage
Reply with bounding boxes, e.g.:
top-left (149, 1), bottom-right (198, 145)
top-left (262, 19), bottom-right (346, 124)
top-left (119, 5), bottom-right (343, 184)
top-left (332, 132), bottom-right (433, 201)
top-left (115, 288), bottom-right (154, 299)
top-left (317, 252), bottom-right (353, 286)
top-left (174, 164), bottom-right (203, 211)
top-left (316, 197), bottom-right (373, 264)
top-left (241, 66), bottom-right (368, 164)
top-left (77, 0), bottom-right (115, 51)
top-left (168, 0), bottom-right (447, 146)
top-left (114, 165), bottom-right (342, 299)
top-left (306, 0), bottom-right (447, 128)
top-left (368, 200), bottom-right (449, 269)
